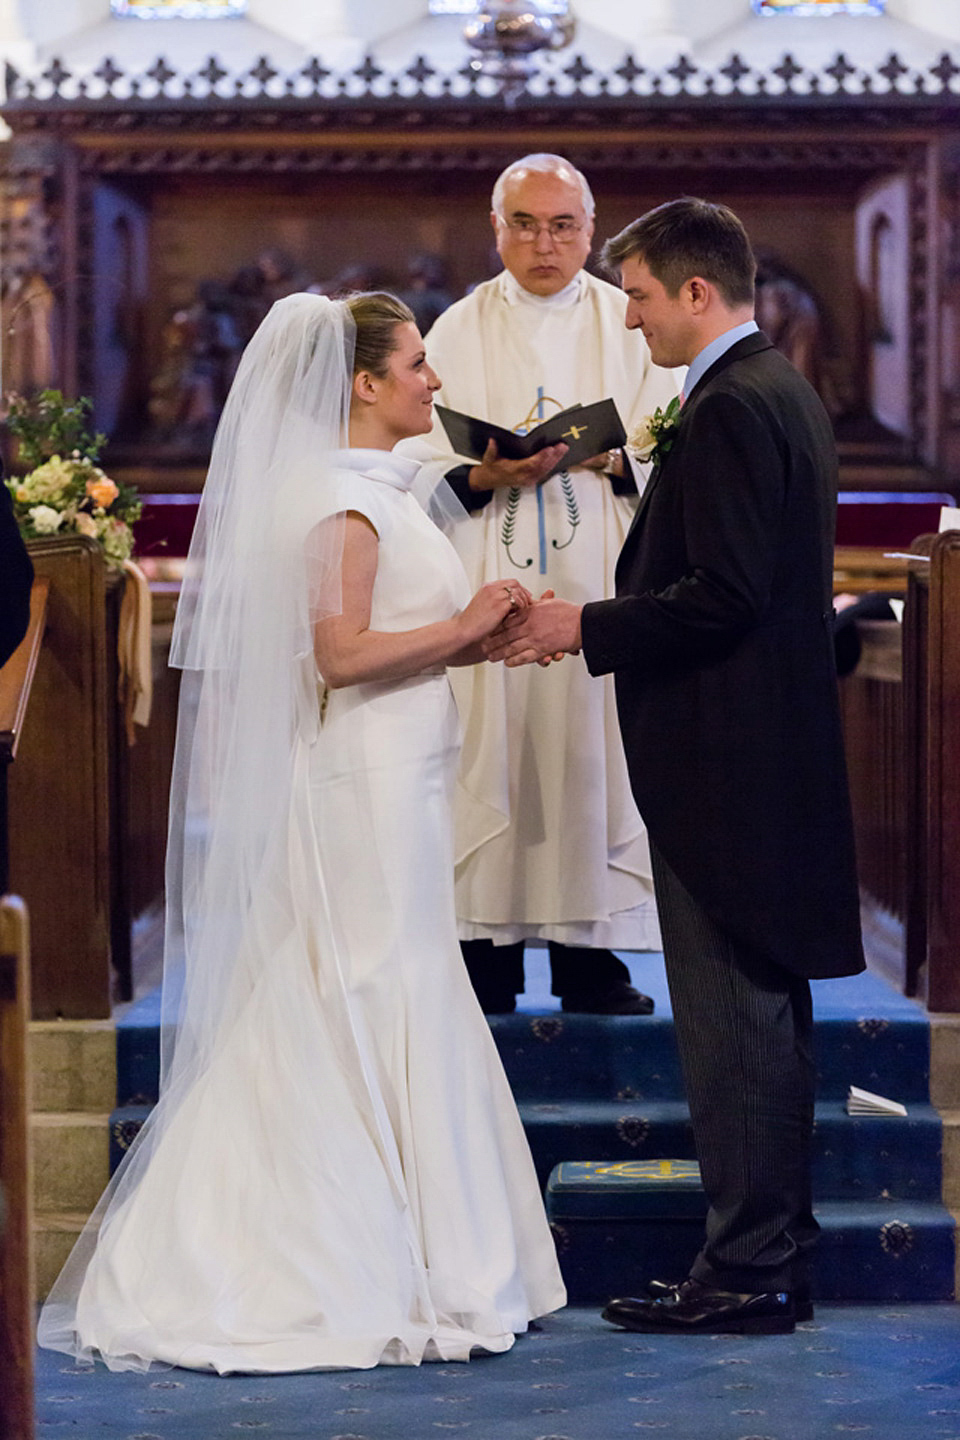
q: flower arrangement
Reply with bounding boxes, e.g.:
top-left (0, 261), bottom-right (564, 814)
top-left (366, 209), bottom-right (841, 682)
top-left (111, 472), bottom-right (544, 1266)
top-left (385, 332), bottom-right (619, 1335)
top-left (627, 394), bottom-right (682, 467)
top-left (4, 390), bottom-right (141, 568)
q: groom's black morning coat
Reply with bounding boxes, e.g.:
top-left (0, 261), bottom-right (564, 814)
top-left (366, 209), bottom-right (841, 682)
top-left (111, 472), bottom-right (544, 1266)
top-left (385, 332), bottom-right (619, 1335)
top-left (580, 331), bottom-right (864, 980)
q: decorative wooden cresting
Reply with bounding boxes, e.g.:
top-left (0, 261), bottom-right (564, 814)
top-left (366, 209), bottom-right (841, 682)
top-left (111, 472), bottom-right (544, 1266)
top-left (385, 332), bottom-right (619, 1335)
top-left (3, 40), bottom-right (960, 106)
top-left (3, 39), bottom-right (958, 455)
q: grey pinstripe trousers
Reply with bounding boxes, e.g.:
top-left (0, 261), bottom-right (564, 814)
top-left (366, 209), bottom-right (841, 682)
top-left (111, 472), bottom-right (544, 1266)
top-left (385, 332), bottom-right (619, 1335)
top-left (651, 845), bottom-right (820, 1294)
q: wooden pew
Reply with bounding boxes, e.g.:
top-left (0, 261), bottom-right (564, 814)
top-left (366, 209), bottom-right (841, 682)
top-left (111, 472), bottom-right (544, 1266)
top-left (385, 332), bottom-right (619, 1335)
top-left (0, 580), bottom-right (50, 897)
top-left (5, 544), bottom-right (176, 1017)
top-left (0, 578), bottom-right (48, 1440)
top-left (0, 896), bottom-right (34, 1440)
top-left (0, 578), bottom-right (50, 1440)
top-left (839, 534), bottom-right (960, 1011)
top-left (834, 554), bottom-right (908, 969)
top-left (125, 582), bottom-right (180, 923)
top-left (6, 540), bottom-right (118, 1019)
top-left (906, 531), bottom-right (960, 1011)
top-left (839, 617), bottom-right (905, 934)
top-left (834, 546), bottom-right (910, 596)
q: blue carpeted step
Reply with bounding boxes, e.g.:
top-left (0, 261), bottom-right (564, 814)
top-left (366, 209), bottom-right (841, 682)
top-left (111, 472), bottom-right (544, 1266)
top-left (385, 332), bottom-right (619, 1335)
top-left (115, 968), bottom-right (932, 1108)
top-left (106, 1095), bottom-right (944, 1213)
top-left (110, 961), bottom-right (951, 1304)
top-left (486, 1007), bottom-right (930, 1105)
top-left (545, 1161), bottom-right (956, 1304)
top-left (518, 1098), bottom-right (944, 1201)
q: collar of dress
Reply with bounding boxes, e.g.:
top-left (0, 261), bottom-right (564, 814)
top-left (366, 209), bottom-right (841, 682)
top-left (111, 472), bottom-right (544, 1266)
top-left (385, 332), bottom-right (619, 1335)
top-left (333, 448), bottom-right (421, 494)
top-left (500, 269), bottom-right (585, 310)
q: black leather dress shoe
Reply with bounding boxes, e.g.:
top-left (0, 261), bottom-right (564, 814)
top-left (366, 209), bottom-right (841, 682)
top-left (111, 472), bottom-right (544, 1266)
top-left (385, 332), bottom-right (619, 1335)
top-left (560, 982), bottom-right (654, 1016)
top-left (601, 1281), bottom-right (796, 1335)
top-left (646, 1275), bottom-right (814, 1323)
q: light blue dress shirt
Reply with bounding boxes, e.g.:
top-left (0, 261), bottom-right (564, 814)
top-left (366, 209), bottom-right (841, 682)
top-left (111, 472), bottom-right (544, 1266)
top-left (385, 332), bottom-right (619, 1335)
top-left (682, 319), bottom-right (759, 401)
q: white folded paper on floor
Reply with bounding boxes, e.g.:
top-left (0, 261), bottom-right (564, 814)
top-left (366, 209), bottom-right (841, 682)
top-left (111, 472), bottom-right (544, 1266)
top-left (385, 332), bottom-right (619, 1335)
top-left (846, 1084), bottom-right (907, 1117)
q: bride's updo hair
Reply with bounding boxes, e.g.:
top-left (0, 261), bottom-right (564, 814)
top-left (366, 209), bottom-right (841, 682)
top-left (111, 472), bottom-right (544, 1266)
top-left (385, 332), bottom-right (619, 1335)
top-left (345, 292), bottom-right (416, 378)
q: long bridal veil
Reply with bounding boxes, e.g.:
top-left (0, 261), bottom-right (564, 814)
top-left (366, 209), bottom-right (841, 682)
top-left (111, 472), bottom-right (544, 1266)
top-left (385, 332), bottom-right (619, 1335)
top-left (38, 294), bottom-right (362, 1364)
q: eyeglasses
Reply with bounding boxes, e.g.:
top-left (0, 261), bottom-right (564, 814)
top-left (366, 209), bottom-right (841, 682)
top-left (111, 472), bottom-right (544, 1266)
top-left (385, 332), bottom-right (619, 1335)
top-left (497, 216), bottom-right (585, 244)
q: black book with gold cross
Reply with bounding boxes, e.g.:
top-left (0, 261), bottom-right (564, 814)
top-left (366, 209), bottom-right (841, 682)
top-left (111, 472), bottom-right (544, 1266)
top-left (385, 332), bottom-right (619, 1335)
top-left (435, 398), bottom-right (626, 476)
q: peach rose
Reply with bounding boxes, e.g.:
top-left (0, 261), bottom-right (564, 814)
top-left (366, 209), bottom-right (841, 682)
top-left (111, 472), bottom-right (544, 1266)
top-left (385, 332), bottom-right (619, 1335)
top-left (86, 474), bottom-right (119, 509)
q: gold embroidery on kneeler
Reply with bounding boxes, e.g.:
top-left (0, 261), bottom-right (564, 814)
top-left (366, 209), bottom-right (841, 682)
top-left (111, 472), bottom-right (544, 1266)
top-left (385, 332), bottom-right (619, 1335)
top-left (584, 1159), bottom-right (702, 1182)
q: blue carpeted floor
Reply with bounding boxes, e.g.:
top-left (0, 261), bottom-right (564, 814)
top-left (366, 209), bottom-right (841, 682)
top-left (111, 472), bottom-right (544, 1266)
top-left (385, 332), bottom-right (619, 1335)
top-left (515, 944), bottom-right (928, 1021)
top-left (36, 1303), bottom-right (960, 1439)
top-left (40, 950), bottom-right (956, 1435)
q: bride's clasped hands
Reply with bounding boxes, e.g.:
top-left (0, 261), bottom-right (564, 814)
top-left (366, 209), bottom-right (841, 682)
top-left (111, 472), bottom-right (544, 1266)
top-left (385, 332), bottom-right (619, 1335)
top-left (455, 577), bottom-right (533, 653)
top-left (483, 587), bottom-right (582, 668)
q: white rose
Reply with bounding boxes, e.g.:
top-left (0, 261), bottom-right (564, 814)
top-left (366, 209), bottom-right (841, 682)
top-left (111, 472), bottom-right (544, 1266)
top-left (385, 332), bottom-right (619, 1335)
top-left (29, 504), bottom-right (63, 535)
top-left (627, 419), bottom-right (657, 463)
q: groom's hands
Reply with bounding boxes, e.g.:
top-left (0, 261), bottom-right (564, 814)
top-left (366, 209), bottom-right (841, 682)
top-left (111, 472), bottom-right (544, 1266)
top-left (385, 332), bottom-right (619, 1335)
top-left (483, 591), bottom-right (583, 668)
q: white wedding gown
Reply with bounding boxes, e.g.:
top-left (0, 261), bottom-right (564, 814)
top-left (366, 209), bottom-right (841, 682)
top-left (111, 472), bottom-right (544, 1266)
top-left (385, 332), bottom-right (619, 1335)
top-left (39, 449), bottom-right (566, 1374)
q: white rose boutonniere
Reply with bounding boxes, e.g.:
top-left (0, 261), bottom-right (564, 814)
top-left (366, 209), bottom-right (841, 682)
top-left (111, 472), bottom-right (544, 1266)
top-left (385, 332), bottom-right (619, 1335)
top-left (627, 395), bottom-right (682, 467)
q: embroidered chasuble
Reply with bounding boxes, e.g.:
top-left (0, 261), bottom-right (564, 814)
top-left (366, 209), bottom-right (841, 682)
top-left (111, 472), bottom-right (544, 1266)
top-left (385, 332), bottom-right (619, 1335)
top-left (413, 270), bottom-right (682, 948)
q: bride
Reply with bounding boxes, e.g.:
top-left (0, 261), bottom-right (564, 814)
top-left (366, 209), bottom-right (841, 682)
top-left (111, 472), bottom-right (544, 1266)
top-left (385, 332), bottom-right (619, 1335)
top-left (38, 291), bottom-right (566, 1374)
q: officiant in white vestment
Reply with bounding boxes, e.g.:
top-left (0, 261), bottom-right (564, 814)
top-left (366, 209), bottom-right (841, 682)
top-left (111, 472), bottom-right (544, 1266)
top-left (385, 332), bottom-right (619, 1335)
top-left (406, 154), bottom-right (682, 1014)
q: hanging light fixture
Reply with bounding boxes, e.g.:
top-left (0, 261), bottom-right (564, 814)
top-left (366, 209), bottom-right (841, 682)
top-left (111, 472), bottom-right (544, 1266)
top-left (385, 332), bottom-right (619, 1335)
top-left (463, 1), bottom-right (577, 96)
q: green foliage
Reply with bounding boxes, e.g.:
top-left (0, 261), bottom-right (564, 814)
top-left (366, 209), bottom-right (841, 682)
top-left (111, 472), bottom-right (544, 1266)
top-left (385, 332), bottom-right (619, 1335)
top-left (6, 389), bottom-right (108, 470)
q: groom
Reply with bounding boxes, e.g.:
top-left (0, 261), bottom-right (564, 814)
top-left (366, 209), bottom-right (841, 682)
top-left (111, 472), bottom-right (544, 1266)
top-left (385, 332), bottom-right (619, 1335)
top-left (485, 198), bottom-right (865, 1335)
